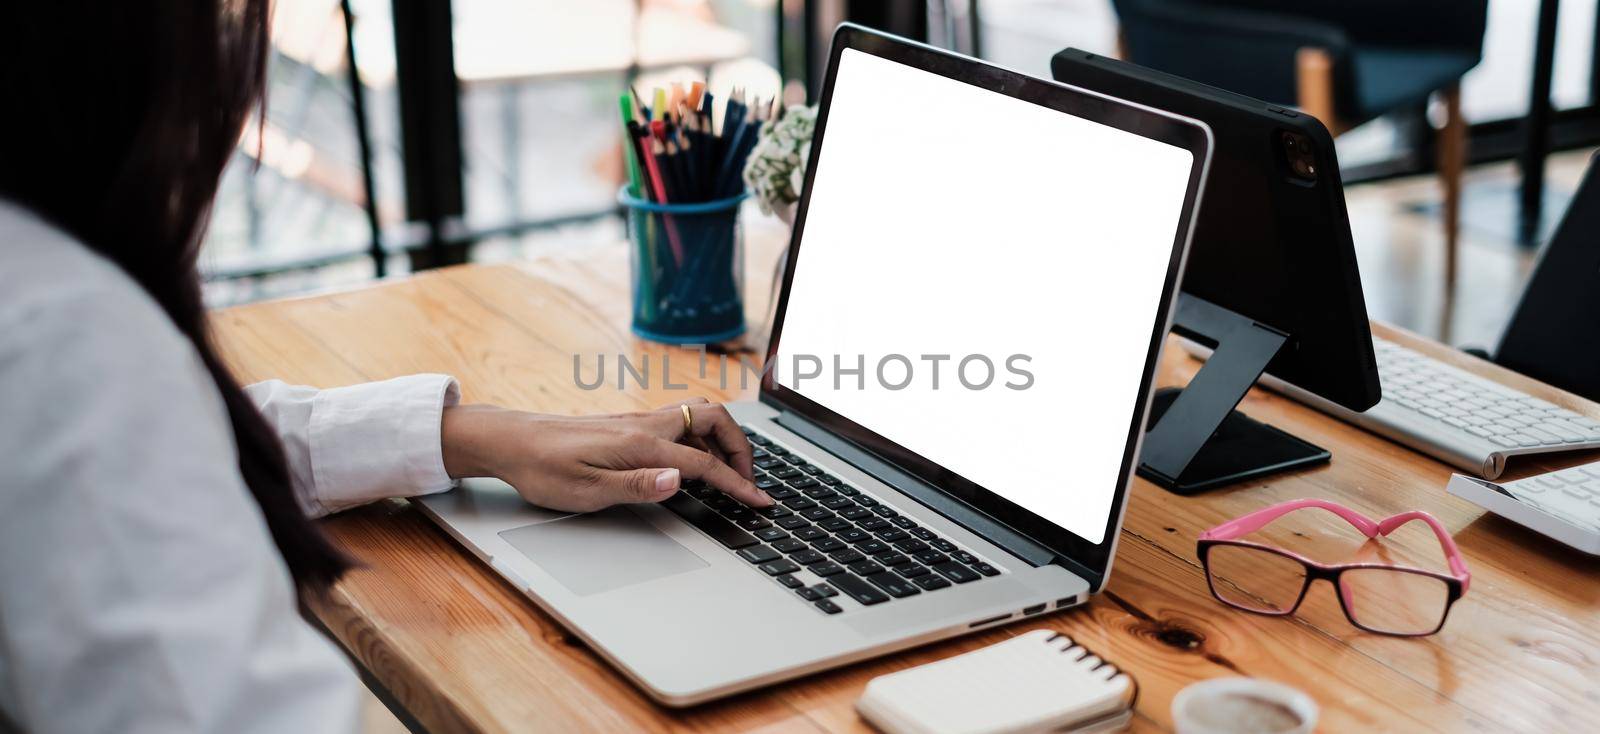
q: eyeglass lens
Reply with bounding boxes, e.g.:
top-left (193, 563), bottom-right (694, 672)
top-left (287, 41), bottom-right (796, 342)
top-left (1205, 544), bottom-right (1306, 614)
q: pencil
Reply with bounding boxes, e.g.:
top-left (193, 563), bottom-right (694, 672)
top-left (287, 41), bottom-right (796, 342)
top-left (714, 92), bottom-right (755, 198)
top-left (642, 129), bottom-right (686, 266)
top-left (618, 93), bottom-right (646, 198)
top-left (653, 88), bottom-right (668, 125)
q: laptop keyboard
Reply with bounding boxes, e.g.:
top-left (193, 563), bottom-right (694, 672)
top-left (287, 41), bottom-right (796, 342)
top-left (660, 425), bottom-right (1001, 615)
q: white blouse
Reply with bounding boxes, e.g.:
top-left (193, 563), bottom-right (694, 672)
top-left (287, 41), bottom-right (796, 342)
top-left (0, 202), bottom-right (459, 733)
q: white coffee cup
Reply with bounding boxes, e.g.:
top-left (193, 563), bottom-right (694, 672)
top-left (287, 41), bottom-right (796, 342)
top-left (1172, 677), bottom-right (1318, 734)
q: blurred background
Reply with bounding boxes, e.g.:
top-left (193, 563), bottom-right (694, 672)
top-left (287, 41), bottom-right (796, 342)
top-left (207, 0), bottom-right (1600, 350)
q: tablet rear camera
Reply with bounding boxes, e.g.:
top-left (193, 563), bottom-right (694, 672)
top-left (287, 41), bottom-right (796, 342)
top-left (1282, 131), bottom-right (1318, 182)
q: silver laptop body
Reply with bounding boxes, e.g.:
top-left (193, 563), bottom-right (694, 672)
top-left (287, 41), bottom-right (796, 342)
top-left (417, 25), bottom-right (1212, 706)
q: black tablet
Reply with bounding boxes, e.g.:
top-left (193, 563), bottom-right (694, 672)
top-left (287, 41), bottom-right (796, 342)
top-left (1053, 48), bottom-right (1381, 413)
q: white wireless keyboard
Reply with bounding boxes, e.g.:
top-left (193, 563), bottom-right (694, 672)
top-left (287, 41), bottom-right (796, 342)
top-left (1211, 336), bottom-right (1600, 479)
top-left (1447, 463), bottom-right (1600, 555)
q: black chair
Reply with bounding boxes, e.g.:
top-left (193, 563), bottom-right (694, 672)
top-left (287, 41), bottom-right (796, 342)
top-left (1110, 0), bottom-right (1488, 292)
top-left (1491, 152), bottom-right (1600, 403)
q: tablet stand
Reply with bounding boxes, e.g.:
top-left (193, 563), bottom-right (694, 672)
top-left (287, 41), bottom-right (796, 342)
top-left (1138, 294), bottom-right (1330, 494)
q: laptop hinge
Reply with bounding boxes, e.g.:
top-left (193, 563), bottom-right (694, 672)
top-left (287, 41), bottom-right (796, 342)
top-left (774, 411), bottom-right (1082, 575)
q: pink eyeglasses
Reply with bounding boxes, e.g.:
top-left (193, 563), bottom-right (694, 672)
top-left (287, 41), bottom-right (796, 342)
top-left (1198, 499), bottom-right (1471, 636)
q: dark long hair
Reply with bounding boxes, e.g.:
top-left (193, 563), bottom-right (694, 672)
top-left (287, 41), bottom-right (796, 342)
top-left (0, 2), bottom-right (350, 589)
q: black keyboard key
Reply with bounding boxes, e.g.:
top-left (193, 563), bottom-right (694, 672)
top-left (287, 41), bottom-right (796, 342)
top-left (911, 528), bottom-right (937, 540)
top-left (765, 488), bottom-right (800, 501)
top-left (803, 487), bottom-right (837, 500)
top-left (705, 494), bottom-right (734, 509)
top-left (876, 529), bottom-right (910, 543)
top-left (974, 563), bottom-right (1000, 577)
top-left (736, 517), bottom-right (772, 530)
top-left (953, 551), bottom-right (979, 565)
top-left (755, 505), bottom-right (792, 519)
top-left (819, 517), bottom-right (852, 531)
top-left (787, 476), bottom-right (818, 489)
top-left (914, 550), bottom-right (949, 565)
top-left (783, 497), bottom-right (817, 510)
top-left (831, 574), bottom-right (890, 606)
top-left (811, 537), bottom-right (845, 553)
top-left (873, 506), bottom-right (899, 518)
top-left (932, 561), bottom-right (980, 583)
top-left (848, 560), bottom-right (885, 576)
top-left (741, 425), bottom-right (756, 436)
top-left (815, 599), bottom-right (842, 614)
top-left (754, 527), bottom-right (789, 542)
top-left (857, 540), bottom-right (890, 555)
top-left (768, 446), bottom-right (791, 457)
top-left (800, 508), bottom-right (835, 522)
top-left (751, 448), bottom-right (769, 459)
top-left (858, 518), bottom-right (890, 531)
top-left (856, 495), bottom-right (879, 507)
top-left (663, 493), bottom-right (758, 549)
top-left (893, 563), bottom-right (930, 578)
top-left (776, 516), bottom-right (811, 530)
top-left (873, 552), bottom-right (909, 567)
top-left (821, 496), bottom-right (854, 510)
top-left (931, 539), bottom-right (958, 553)
top-left (776, 574), bottom-right (804, 589)
top-left (839, 506), bottom-right (872, 520)
top-left (759, 559), bottom-right (801, 576)
top-left (894, 539), bottom-right (929, 554)
top-left (794, 526), bottom-right (827, 541)
top-left (791, 549), bottom-right (826, 566)
top-left (892, 517), bottom-right (918, 529)
top-left (722, 506), bottom-right (753, 521)
top-left (810, 562), bottom-right (846, 577)
top-left (797, 584), bottom-right (836, 601)
top-left (750, 435), bottom-right (771, 446)
top-left (830, 548), bottom-right (866, 564)
top-left (755, 476), bottom-right (781, 489)
top-left (913, 574), bottom-right (952, 591)
top-left (865, 572), bottom-right (921, 598)
top-left (772, 467), bottom-right (801, 479)
top-left (827, 478), bottom-right (851, 489)
top-left (737, 545), bottom-right (780, 564)
top-left (755, 457), bottom-right (784, 469)
top-left (803, 465), bottom-right (827, 475)
top-left (772, 538), bottom-right (807, 553)
top-left (687, 485), bottom-right (717, 500)
top-left (836, 528), bottom-right (870, 544)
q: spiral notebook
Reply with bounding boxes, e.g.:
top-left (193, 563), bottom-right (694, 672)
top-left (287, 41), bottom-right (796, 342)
top-left (856, 629), bottom-right (1138, 734)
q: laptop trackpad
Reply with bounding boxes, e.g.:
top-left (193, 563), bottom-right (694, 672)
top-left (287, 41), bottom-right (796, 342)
top-left (498, 507), bottom-right (708, 596)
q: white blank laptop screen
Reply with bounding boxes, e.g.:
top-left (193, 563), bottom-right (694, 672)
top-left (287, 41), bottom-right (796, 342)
top-left (774, 48), bottom-right (1193, 544)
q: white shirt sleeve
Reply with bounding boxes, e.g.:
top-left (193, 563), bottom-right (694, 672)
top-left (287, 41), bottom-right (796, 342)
top-left (245, 374), bottom-right (461, 518)
top-left (0, 269), bottom-right (360, 733)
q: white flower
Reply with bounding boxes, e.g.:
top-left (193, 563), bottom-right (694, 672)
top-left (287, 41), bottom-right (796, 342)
top-left (743, 105), bottom-right (818, 215)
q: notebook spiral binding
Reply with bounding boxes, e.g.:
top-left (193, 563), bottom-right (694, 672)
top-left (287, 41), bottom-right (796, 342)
top-left (1045, 632), bottom-right (1141, 718)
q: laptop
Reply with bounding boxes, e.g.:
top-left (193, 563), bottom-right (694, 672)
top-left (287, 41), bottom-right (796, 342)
top-left (417, 25), bottom-right (1212, 706)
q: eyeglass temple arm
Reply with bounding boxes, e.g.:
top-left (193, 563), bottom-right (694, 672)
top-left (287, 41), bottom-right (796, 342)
top-left (1377, 511), bottom-right (1472, 590)
top-left (1201, 498), bottom-right (1379, 541)
top-left (1202, 500), bottom-right (1472, 590)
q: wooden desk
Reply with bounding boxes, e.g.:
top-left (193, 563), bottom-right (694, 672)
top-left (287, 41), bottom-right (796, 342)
top-left (213, 237), bottom-right (1600, 732)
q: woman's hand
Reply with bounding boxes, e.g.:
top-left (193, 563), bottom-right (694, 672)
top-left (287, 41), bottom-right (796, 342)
top-left (439, 398), bottom-right (772, 513)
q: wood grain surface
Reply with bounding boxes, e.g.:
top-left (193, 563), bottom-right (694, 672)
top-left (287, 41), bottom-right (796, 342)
top-left (213, 235), bottom-right (1600, 733)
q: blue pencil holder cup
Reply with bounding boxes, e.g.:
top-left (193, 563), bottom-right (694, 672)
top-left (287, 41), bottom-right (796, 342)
top-left (619, 186), bottom-right (747, 344)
